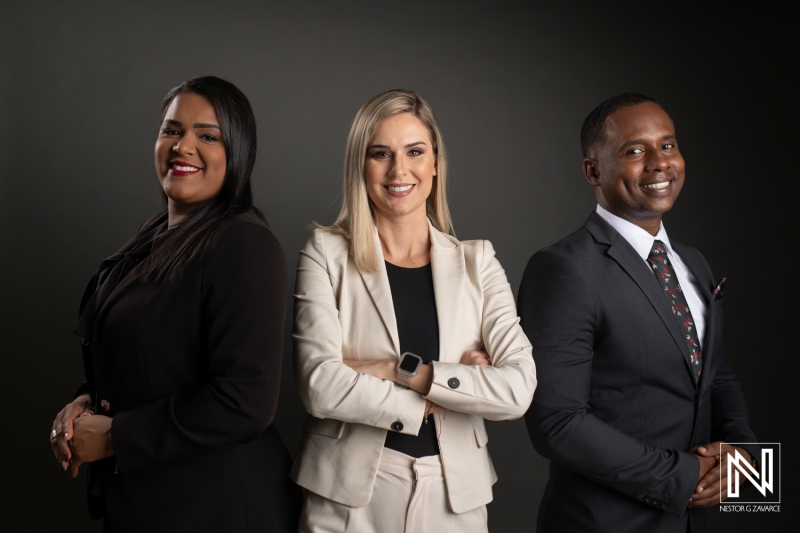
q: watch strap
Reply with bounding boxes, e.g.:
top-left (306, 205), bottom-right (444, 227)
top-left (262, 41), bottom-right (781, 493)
top-left (396, 371), bottom-right (411, 389)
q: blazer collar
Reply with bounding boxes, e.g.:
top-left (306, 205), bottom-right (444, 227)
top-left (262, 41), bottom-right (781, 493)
top-left (584, 212), bottom-right (699, 388)
top-left (357, 219), bottom-right (463, 361)
top-left (357, 230), bottom-right (400, 355)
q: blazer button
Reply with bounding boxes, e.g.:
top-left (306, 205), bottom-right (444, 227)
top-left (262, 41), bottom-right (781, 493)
top-left (447, 378), bottom-right (460, 389)
top-left (644, 495), bottom-right (651, 503)
top-left (100, 400), bottom-right (111, 412)
top-left (660, 502), bottom-right (667, 508)
top-left (391, 421), bottom-right (404, 432)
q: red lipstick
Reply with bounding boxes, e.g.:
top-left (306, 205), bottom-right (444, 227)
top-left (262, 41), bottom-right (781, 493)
top-left (169, 160), bottom-right (202, 176)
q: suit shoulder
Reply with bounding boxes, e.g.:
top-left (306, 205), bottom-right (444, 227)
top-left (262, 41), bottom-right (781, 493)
top-left (221, 210), bottom-right (269, 230)
top-left (202, 216), bottom-right (288, 297)
top-left (520, 227), bottom-right (601, 288)
top-left (534, 226), bottom-right (596, 262)
top-left (448, 237), bottom-right (499, 272)
top-left (217, 212), bottom-right (281, 251)
top-left (301, 227), bottom-right (350, 263)
top-left (203, 214), bottom-right (285, 278)
top-left (456, 237), bottom-right (487, 256)
top-left (671, 240), bottom-right (708, 265)
top-left (671, 240), bottom-right (715, 282)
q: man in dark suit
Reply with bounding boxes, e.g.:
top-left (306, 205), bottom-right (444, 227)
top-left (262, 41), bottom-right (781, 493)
top-left (518, 93), bottom-right (758, 532)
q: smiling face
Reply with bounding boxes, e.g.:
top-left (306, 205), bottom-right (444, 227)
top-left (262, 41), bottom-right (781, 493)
top-left (364, 113), bottom-right (437, 224)
top-left (583, 102), bottom-right (685, 235)
top-left (154, 92), bottom-right (226, 222)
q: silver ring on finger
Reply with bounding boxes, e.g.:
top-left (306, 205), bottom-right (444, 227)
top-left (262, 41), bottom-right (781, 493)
top-left (50, 429), bottom-right (57, 441)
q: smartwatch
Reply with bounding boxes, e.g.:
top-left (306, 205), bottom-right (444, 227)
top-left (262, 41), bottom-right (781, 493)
top-left (396, 352), bottom-right (424, 389)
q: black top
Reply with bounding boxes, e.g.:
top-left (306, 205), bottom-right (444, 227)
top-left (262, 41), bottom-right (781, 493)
top-left (77, 211), bottom-right (302, 531)
top-left (383, 261), bottom-right (441, 458)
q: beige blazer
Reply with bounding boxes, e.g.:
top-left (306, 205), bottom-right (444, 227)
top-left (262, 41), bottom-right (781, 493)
top-left (290, 221), bottom-right (536, 513)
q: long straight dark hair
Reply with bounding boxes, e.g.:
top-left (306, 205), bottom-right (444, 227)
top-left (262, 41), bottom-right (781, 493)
top-left (141, 76), bottom-right (264, 283)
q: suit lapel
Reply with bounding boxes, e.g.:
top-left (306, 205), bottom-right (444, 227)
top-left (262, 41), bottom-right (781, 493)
top-left (672, 242), bottom-right (716, 394)
top-left (671, 242), bottom-right (712, 309)
top-left (585, 213), bottom-right (697, 386)
top-left (428, 221), bottom-right (463, 364)
top-left (357, 227), bottom-right (401, 356)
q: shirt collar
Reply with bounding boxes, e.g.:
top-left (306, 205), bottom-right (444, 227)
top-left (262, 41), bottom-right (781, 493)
top-left (595, 204), bottom-right (674, 260)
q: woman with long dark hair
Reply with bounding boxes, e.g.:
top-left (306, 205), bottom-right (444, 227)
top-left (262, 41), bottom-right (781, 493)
top-left (49, 76), bottom-right (302, 532)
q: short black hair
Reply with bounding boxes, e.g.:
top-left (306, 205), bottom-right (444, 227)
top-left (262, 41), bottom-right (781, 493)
top-left (580, 93), bottom-right (662, 156)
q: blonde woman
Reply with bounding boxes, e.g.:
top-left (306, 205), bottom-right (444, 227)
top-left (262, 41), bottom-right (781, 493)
top-left (292, 89), bottom-right (536, 532)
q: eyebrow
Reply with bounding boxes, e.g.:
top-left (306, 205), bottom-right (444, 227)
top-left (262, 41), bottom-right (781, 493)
top-left (618, 134), bottom-right (676, 150)
top-left (164, 119), bottom-right (221, 130)
top-left (367, 141), bottom-right (428, 150)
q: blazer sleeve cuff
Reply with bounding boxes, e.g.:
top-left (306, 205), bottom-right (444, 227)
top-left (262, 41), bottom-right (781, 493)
top-left (385, 387), bottom-right (428, 436)
top-left (638, 450), bottom-right (699, 517)
top-left (424, 361), bottom-right (534, 420)
top-left (426, 362), bottom-right (476, 401)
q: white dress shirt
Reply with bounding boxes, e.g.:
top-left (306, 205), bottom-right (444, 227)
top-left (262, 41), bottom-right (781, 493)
top-left (596, 205), bottom-right (707, 348)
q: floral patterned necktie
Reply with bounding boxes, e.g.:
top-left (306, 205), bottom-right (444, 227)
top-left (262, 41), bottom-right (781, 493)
top-left (648, 240), bottom-right (702, 383)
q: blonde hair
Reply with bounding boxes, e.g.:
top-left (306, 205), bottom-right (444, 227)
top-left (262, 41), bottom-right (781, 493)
top-left (319, 89), bottom-right (453, 272)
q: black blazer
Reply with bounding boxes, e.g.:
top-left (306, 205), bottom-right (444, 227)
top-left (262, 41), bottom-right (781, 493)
top-left (519, 212), bottom-right (757, 533)
top-left (79, 211), bottom-right (301, 532)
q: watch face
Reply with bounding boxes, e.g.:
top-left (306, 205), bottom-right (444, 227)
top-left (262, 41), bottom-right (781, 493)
top-left (399, 353), bottom-right (421, 372)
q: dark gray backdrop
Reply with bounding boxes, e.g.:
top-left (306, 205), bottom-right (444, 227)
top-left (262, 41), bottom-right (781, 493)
top-left (1, 2), bottom-right (792, 531)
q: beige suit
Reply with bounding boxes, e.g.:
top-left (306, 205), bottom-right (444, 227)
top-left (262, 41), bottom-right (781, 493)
top-left (291, 222), bottom-right (536, 514)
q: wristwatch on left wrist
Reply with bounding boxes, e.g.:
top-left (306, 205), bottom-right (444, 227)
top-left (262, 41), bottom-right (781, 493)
top-left (396, 352), bottom-right (423, 389)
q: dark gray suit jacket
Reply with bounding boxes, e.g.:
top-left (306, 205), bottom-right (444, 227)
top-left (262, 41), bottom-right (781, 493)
top-left (519, 212), bottom-right (757, 533)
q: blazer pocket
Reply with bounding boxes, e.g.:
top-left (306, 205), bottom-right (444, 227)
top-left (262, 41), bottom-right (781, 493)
top-left (303, 415), bottom-right (346, 439)
top-left (473, 420), bottom-right (489, 448)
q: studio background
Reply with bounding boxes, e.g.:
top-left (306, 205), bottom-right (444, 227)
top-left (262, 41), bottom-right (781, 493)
top-left (0, 2), bottom-right (791, 531)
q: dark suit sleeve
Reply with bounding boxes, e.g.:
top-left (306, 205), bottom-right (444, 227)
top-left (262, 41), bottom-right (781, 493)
top-left (520, 250), bottom-right (699, 516)
top-left (111, 222), bottom-right (288, 473)
top-left (710, 350), bottom-right (759, 461)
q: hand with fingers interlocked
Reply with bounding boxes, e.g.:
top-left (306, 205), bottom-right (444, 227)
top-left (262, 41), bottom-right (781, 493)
top-left (50, 393), bottom-right (114, 477)
top-left (688, 441), bottom-right (752, 508)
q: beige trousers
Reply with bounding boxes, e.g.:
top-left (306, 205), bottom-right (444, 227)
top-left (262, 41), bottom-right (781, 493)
top-left (298, 448), bottom-right (489, 533)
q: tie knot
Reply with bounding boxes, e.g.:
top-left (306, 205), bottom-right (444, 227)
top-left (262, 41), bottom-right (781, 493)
top-left (649, 240), bottom-right (668, 260)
